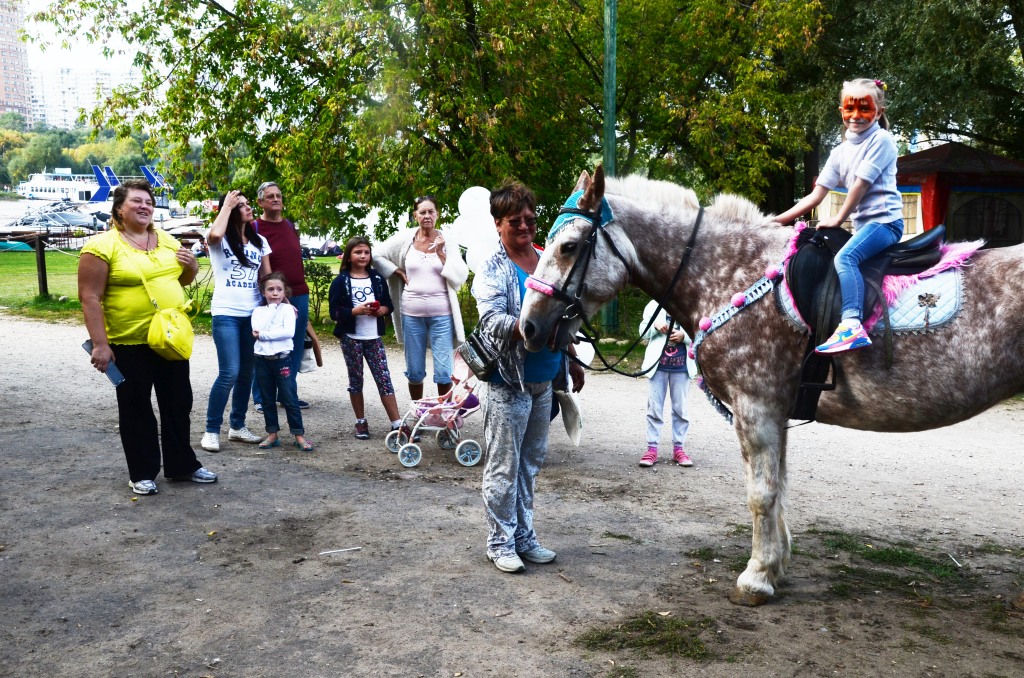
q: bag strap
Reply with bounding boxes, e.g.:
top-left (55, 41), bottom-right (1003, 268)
top-left (115, 233), bottom-right (193, 314)
top-left (115, 233), bottom-right (164, 311)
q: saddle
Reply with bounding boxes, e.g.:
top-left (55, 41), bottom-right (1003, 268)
top-left (784, 224), bottom-right (946, 421)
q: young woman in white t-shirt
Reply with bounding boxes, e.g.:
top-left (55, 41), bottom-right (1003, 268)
top-left (201, 190), bottom-right (272, 452)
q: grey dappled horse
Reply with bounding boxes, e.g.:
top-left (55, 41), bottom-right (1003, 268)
top-left (520, 167), bottom-right (1024, 605)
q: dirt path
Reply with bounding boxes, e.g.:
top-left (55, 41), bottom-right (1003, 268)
top-left (1, 316), bottom-right (1021, 677)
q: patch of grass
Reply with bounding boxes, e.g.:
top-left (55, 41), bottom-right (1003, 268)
top-left (602, 531), bottom-right (638, 543)
top-left (861, 546), bottom-right (961, 580)
top-left (975, 540), bottom-right (1024, 558)
top-left (576, 611), bottom-right (718, 661)
top-left (0, 251), bottom-right (80, 300)
top-left (687, 546), bottom-right (719, 560)
top-left (905, 622), bottom-right (952, 645)
top-left (985, 601), bottom-right (1024, 638)
top-left (607, 666), bottom-right (639, 678)
top-left (726, 555), bottom-right (749, 573)
top-left (726, 523), bottom-right (751, 536)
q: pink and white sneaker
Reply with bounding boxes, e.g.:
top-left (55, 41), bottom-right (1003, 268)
top-left (639, 446), bottom-right (658, 467)
top-left (673, 446), bottom-right (693, 466)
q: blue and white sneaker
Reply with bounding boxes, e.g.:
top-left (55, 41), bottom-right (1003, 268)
top-left (815, 321), bottom-right (871, 354)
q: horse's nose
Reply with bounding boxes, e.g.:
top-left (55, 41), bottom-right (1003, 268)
top-left (521, 319), bottom-right (537, 341)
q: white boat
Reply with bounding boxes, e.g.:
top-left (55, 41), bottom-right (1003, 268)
top-left (16, 167), bottom-right (103, 201)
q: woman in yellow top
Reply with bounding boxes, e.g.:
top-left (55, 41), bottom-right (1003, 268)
top-left (79, 179), bottom-right (218, 496)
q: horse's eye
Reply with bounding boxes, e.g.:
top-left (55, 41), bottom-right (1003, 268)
top-left (560, 241), bottom-right (578, 256)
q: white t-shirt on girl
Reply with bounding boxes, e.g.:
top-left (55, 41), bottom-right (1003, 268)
top-left (209, 239), bottom-right (272, 316)
top-left (348, 276), bottom-right (379, 340)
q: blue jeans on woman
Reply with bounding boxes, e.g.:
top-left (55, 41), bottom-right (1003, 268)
top-left (206, 314), bottom-right (255, 433)
top-left (402, 314), bottom-right (453, 386)
top-left (834, 219), bottom-right (904, 320)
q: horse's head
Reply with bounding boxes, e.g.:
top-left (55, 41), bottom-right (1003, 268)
top-left (521, 166), bottom-right (632, 352)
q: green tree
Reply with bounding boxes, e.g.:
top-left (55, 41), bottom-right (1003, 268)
top-left (6, 133), bottom-right (75, 182)
top-left (0, 112), bottom-right (27, 133)
top-left (32, 0), bottom-right (821, 232)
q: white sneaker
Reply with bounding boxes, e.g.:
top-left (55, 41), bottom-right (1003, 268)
top-left (228, 427), bottom-right (263, 444)
top-left (129, 479), bottom-right (158, 495)
top-left (200, 432), bottom-right (220, 452)
top-left (488, 552), bottom-right (526, 573)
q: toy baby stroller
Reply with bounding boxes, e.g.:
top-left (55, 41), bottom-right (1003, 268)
top-left (384, 356), bottom-right (484, 468)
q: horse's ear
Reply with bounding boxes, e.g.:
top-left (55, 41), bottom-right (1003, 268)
top-left (580, 164), bottom-right (605, 211)
top-left (573, 170), bottom-right (591, 193)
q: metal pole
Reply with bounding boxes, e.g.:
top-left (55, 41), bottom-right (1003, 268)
top-left (601, 0), bottom-right (619, 331)
top-left (35, 233), bottom-right (49, 298)
top-left (603, 0), bottom-right (617, 178)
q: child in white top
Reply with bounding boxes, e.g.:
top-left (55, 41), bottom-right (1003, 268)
top-left (251, 272), bottom-right (312, 451)
top-left (774, 78), bottom-right (904, 354)
top-left (328, 236), bottom-right (402, 440)
top-left (637, 300), bottom-right (696, 467)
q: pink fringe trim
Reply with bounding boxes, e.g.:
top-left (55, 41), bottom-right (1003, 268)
top-left (864, 240), bottom-right (984, 328)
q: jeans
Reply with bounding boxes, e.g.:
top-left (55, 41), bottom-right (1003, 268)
top-left (254, 355), bottom-right (304, 435)
top-left (253, 293), bottom-right (309, 405)
top-left (206, 314), bottom-right (255, 432)
top-left (481, 380), bottom-right (553, 558)
top-left (834, 220), bottom-right (904, 320)
top-left (402, 314), bottom-right (453, 385)
top-left (646, 369), bottom-right (690, 446)
top-left (112, 344), bottom-right (200, 482)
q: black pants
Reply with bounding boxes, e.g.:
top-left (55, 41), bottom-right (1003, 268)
top-left (113, 344), bottom-right (200, 482)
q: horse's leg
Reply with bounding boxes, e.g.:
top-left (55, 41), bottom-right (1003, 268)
top-left (729, 406), bottom-right (789, 606)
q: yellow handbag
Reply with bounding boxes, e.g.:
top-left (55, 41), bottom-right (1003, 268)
top-left (119, 237), bottom-right (195, 360)
top-left (146, 302), bottom-right (195, 360)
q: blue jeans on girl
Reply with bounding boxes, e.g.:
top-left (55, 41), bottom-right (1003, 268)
top-left (206, 314), bottom-right (255, 433)
top-left (834, 219), bottom-right (904, 320)
top-left (254, 353), bottom-right (304, 435)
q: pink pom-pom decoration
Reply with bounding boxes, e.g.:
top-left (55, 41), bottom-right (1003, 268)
top-left (731, 293), bottom-right (746, 308)
top-left (699, 316), bottom-right (712, 332)
top-left (764, 265), bottom-right (780, 280)
top-left (687, 348), bottom-right (695, 360)
top-left (795, 220), bottom-right (808, 230)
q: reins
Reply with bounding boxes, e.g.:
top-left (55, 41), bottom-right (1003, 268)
top-left (533, 203), bottom-right (705, 378)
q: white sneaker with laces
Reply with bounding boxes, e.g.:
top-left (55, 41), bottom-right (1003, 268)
top-left (228, 427), bottom-right (263, 444)
top-left (518, 545), bottom-right (557, 564)
top-left (488, 552), bottom-right (526, 573)
top-left (200, 432), bottom-right (220, 452)
top-left (129, 479), bottom-right (158, 495)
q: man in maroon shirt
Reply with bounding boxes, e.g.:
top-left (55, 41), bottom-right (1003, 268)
top-left (252, 181), bottom-right (310, 410)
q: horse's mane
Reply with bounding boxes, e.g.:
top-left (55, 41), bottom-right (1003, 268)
top-left (708, 193), bottom-right (769, 226)
top-left (605, 174), bottom-right (768, 226)
top-left (605, 175), bottom-right (699, 215)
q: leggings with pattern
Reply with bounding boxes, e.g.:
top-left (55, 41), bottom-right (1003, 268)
top-left (340, 336), bottom-right (396, 396)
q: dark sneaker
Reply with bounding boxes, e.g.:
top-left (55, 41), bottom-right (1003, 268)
top-left (297, 399), bottom-right (311, 409)
top-left (254, 403), bottom-right (264, 414)
top-left (354, 420), bottom-right (370, 440)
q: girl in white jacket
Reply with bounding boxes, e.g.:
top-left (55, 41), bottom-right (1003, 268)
top-left (638, 300), bottom-right (696, 467)
top-left (251, 272), bottom-right (312, 451)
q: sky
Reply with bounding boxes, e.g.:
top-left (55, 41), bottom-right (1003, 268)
top-left (21, 0), bottom-right (135, 73)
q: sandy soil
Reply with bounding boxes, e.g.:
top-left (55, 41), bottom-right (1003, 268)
top-left (1, 315), bottom-right (1022, 677)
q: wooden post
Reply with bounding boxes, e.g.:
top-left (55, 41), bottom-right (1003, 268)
top-left (35, 234), bottom-right (49, 298)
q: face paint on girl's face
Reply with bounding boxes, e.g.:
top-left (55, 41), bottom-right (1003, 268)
top-left (841, 94), bottom-right (878, 124)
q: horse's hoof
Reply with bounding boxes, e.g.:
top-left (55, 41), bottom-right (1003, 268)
top-left (729, 586), bottom-right (773, 606)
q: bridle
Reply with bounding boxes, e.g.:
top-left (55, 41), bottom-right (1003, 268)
top-left (526, 196), bottom-right (704, 377)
